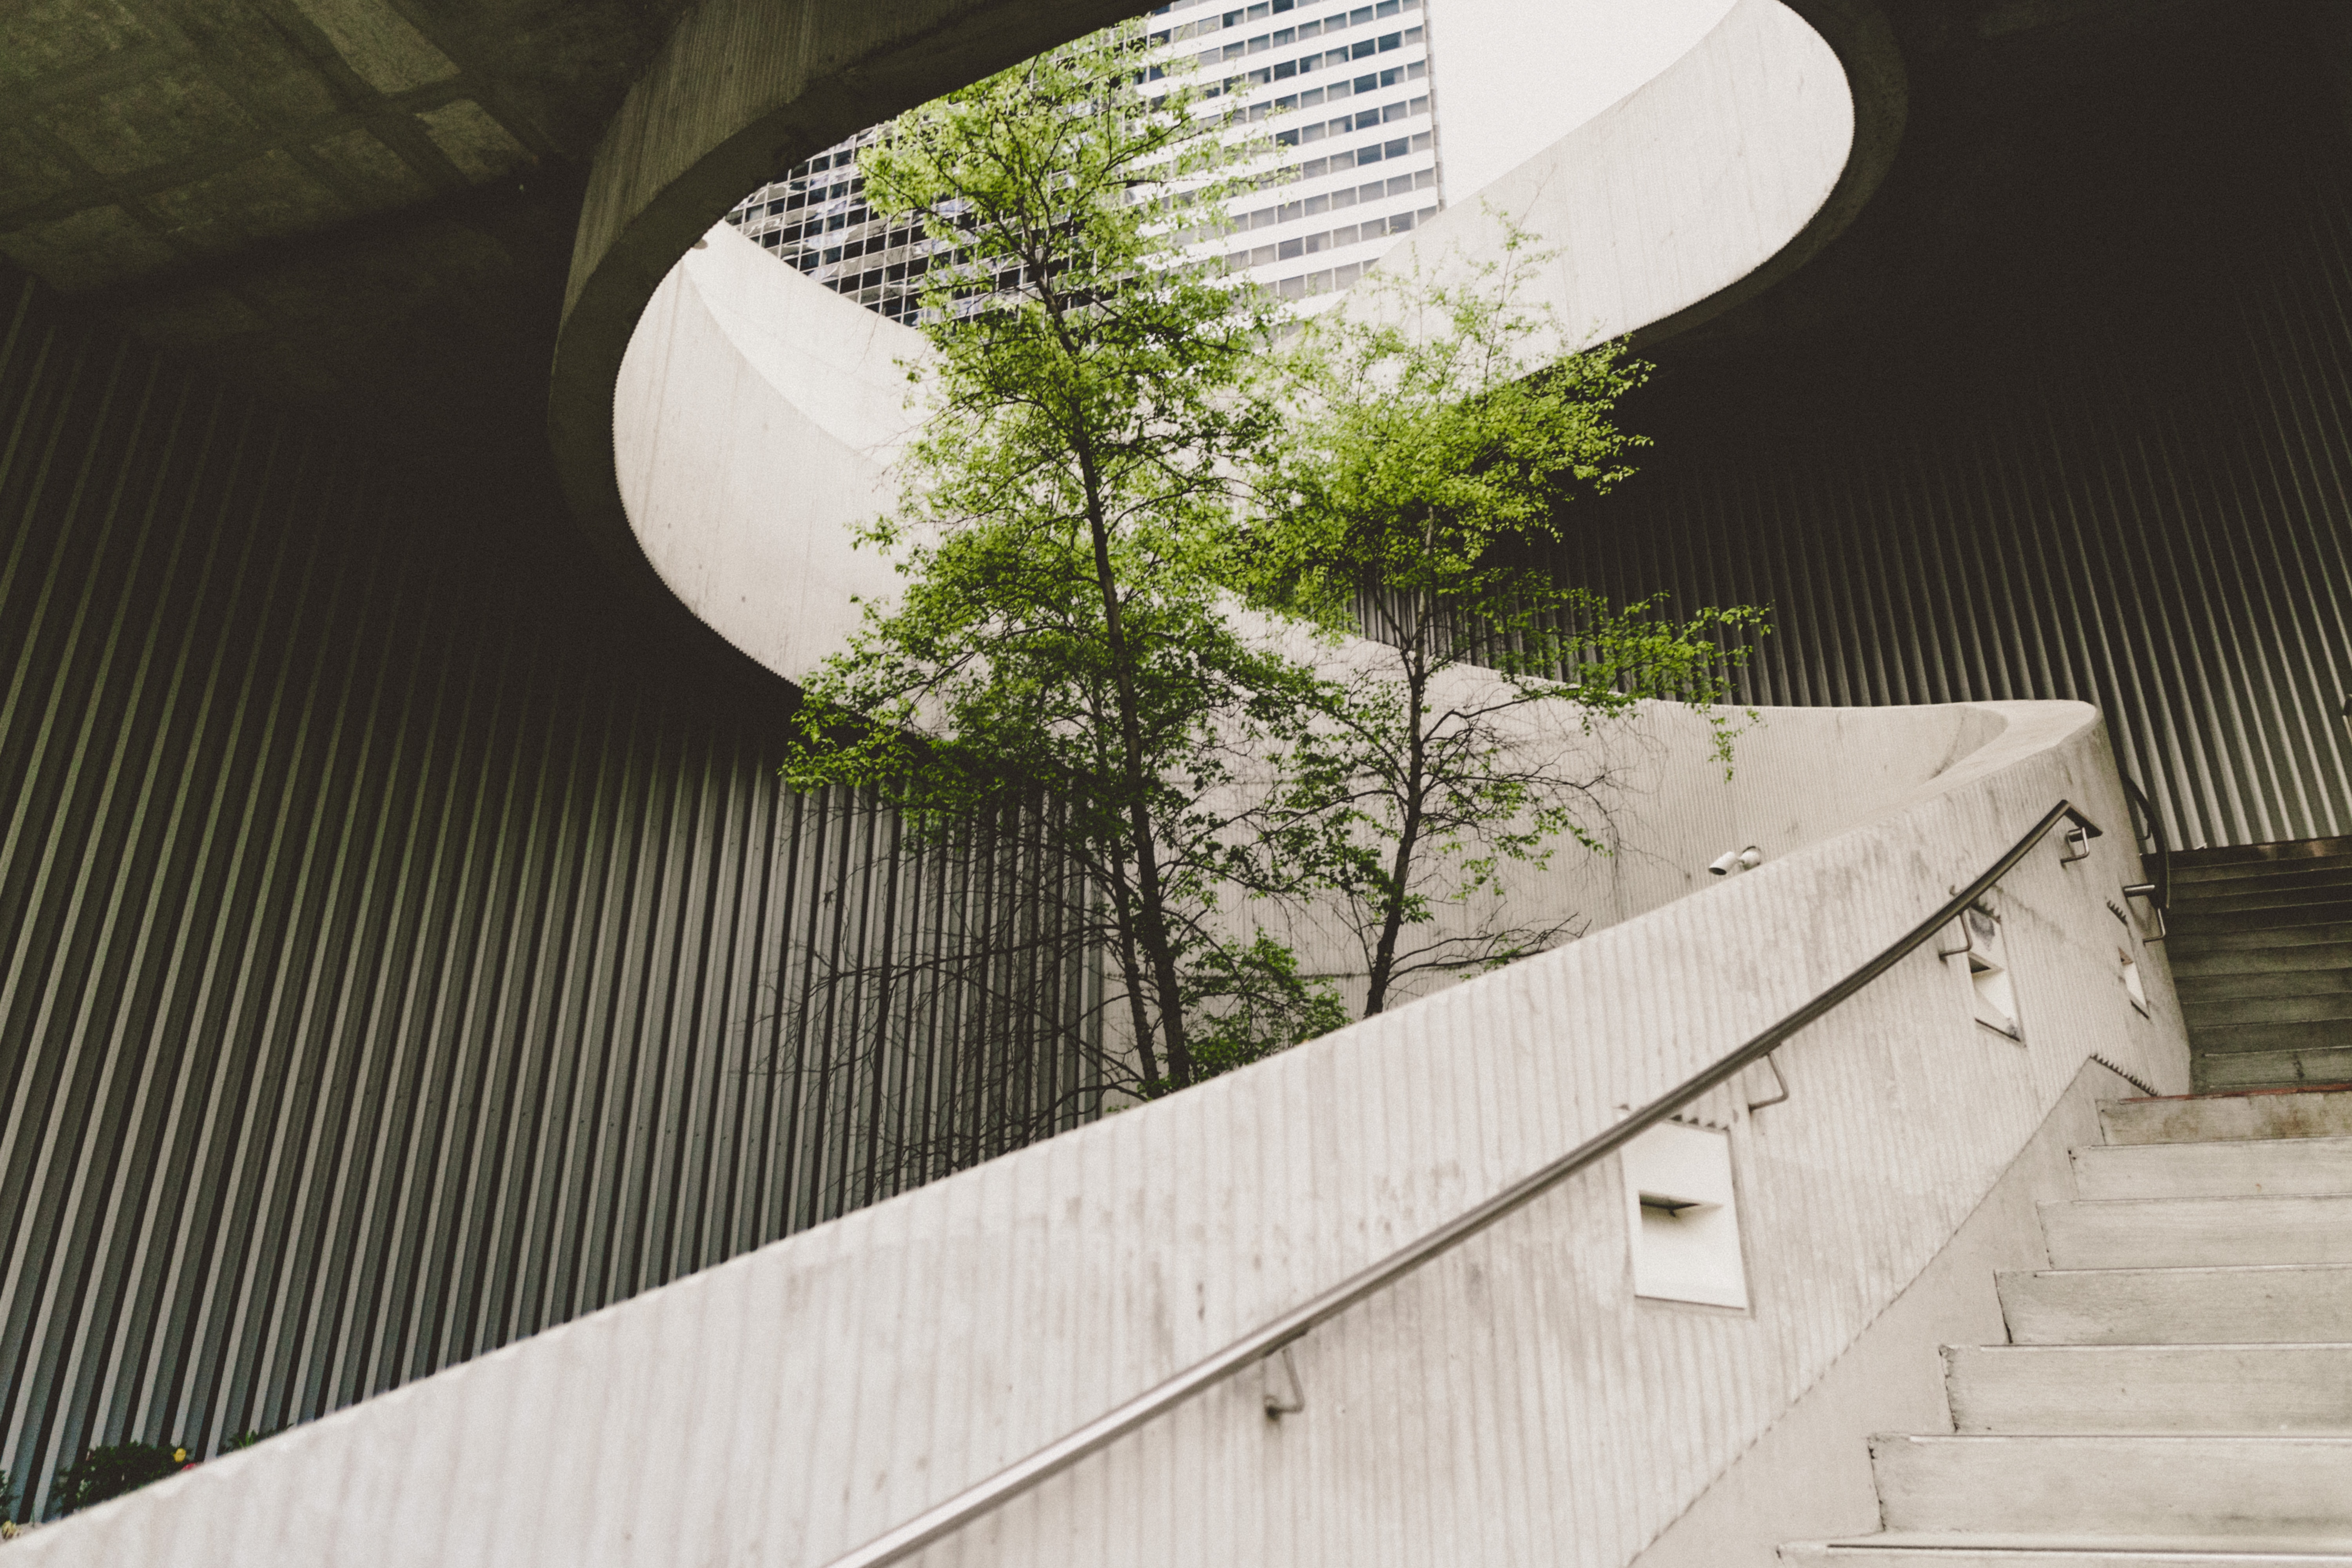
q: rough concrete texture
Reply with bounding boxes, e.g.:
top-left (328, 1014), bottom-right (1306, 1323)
top-left (1626, 1062), bottom-right (2127, 1568)
top-left (1998, 1263), bottom-right (2352, 1346)
top-left (2100, 1086), bottom-right (2352, 1145)
top-left (4, 622), bottom-right (2183, 1568)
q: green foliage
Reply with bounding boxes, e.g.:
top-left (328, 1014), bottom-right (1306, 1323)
top-left (1238, 216), bottom-right (1769, 1013)
top-left (788, 22), bottom-right (1336, 1096)
top-left (51, 1441), bottom-right (194, 1517)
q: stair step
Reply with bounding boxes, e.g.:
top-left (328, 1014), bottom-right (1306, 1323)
top-left (2176, 969), bottom-right (2352, 1002)
top-left (2167, 922), bottom-right (2352, 955)
top-left (2172, 837), bottom-right (2352, 873)
top-left (2185, 994), bottom-right (2352, 1027)
top-left (2174, 880), bottom-right (2352, 916)
top-left (2174, 943), bottom-right (2352, 980)
top-left (2172, 864), bottom-right (2352, 900)
top-left (2189, 1020), bottom-right (2352, 1053)
top-left (1942, 1343), bottom-right (2352, 1434)
top-left (2172, 902), bottom-right (2352, 937)
top-left (1782, 1537), bottom-right (2352, 1565)
top-left (1870, 1433), bottom-right (2352, 1538)
top-left (2178, 841), bottom-right (2352, 867)
top-left (2197, 1049), bottom-right (2352, 1093)
top-left (2073, 1137), bottom-right (2352, 1199)
top-left (2099, 1087), bottom-right (2352, 1144)
top-left (1998, 1264), bottom-right (2352, 1345)
top-left (2041, 1195), bottom-right (2352, 1269)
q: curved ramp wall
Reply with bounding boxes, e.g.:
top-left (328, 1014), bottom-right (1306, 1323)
top-left (611, 0), bottom-right (1874, 690)
top-left (12, 694), bottom-right (2187, 1567)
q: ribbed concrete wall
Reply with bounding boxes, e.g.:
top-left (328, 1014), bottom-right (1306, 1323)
top-left (1554, 167), bottom-right (2352, 855)
top-left (2, 698), bottom-right (2187, 1568)
top-left (0, 275), bottom-right (1091, 1523)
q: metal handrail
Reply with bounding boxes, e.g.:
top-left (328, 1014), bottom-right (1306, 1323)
top-left (2120, 773), bottom-right (2169, 934)
top-left (825, 797), bottom-right (2099, 1568)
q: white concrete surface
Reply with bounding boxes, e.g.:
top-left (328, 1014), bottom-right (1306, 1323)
top-left (2039, 1194), bottom-right (2352, 1270)
top-left (1869, 1432), bottom-right (2352, 1539)
top-left (612, 0), bottom-right (1854, 698)
top-left (2100, 1087), bottom-right (2352, 1145)
top-left (10, 678), bottom-right (2187, 1567)
top-left (1625, 1061), bottom-right (2128, 1568)
top-left (2073, 1136), bottom-right (2352, 1199)
top-left (1942, 1343), bottom-right (2352, 1435)
top-left (1782, 1549), bottom-right (2352, 1567)
top-left (1998, 1264), bottom-right (2352, 1346)
top-left (1366, 0), bottom-right (1849, 350)
top-left (1435, 0), bottom-right (1740, 205)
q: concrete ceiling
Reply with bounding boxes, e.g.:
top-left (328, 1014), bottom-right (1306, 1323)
top-left (9, 0), bottom-right (2346, 479)
top-left (0, 0), bottom-right (688, 459)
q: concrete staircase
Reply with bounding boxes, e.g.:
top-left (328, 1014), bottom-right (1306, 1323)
top-left (2167, 837), bottom-right (2352, 1090)
top-left (1780, 1085), bottom-right (2352, 1567)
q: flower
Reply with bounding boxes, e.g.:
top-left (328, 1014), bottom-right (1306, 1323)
top-left (171, 1449), bottom-right (186, 1463)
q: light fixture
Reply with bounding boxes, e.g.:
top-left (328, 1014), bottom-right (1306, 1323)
top-left (1708, 845), bottom-right (1764, 877)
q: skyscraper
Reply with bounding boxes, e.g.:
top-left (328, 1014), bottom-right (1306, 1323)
top-left (723, 0), bottom-right (1442, 320)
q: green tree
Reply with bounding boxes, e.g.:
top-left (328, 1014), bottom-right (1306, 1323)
top-left (785, 22), bottom-right (1338, 1105)
top-left (1239, 223), bottom-right (1769, 1016)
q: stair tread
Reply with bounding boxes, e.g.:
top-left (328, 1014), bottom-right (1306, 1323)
top-left (2172, 837), bottom-right (2352, 870)
top-left (2099, 1088), bottom-right (2352, 1145)
top-left (2172, 947), bottom-right (2352, 980)
top-left (2174, 865), bottom-right (2352, 898)
top-left (1997, 1263), bottom-right (2352, 1346)
top-left (1788, 1532), bottom-right (2352, 1561)
top-left (2168, 922), bottom-right (2352, 953)
top-left (2178, 970), bottom-right (2352, 999)
top-left (1871, 1433), bottom-right (2352, 1538)
top-left (1943, 1342), bottom-right (2352, 1434)
top-left (2073, 1136), bottom-right (2352, 1199)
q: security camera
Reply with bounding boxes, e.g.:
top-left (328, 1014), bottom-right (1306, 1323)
top-left (1708, 845), bottom-right (1764, 877)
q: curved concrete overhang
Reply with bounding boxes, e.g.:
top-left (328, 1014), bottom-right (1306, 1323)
top-left (550, 0), bottom-right (1144, 601)
top-left (559, 0), bottom-right (1905, 674)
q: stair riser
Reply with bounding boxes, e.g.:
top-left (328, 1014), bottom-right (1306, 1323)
top-left (1943, 1344), bottom-right (2352, 1434)
top-left (1871, 1434), bottom-right (2352, 1536)
top-left (2180, 968), bottom-right (2352, 1002)
top-left (2172, 837), bottom-right (2352, 873)
top-left (2041, 1196), bottom-right (2352, 1269)
top-left (2172, 864), bottom-right (2352, 898)
top-left (2197, 1046), bottom-right (2352, 1092)
top-left (2186, 994), bottom-right (2352, 1027)
top-left (2072, 1138), bottom-right (2352, 1198)
top-left (1999, 1266), bottom-right (2352, 1345)
top-left (2191, 1020), bottom-right (2352, 1053)
top-left (1780, 1549), bottom-right (2352, 1566)
top-left (2099, 1089), bottom-right (2352, 1144)
top-left (2173, 942), bottom-right (2352, 980)
top-left (2173, 902), bottom-right (2352, 937)
top-left (2168, 921), bottom-right (2352, 953)
top-left (2177, 882), bottom-right (2352, 916)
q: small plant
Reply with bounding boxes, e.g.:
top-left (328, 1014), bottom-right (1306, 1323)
top-left (50, 1441), bottom-right (196, 1517)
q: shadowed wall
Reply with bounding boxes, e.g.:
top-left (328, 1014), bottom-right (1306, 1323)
top-left (1555, 6), bottom-right (2352, 853)
top-left (0, 272), bottom-right (1091, 1521)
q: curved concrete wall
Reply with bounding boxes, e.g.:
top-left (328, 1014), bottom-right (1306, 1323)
top-left (611, 0), bottom-right (1870, 691)
top-left (10, 693), bottom-right (2187, 1567)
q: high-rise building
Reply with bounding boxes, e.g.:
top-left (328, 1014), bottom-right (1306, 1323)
top-left (722, 0), bottom-right (1443, 320)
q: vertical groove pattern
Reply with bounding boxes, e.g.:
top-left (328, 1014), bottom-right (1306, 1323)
top-left (1553, 177), bottom-right (2352, 853)
top-left (0, 274), bottom-right (1092, 1522)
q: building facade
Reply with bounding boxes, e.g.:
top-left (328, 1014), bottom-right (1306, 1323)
top-left (722, 0), bottom-right (1440, 319)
